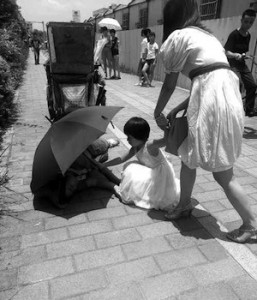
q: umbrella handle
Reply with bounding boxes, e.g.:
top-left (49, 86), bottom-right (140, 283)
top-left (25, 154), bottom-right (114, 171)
top-left (110, 121), bottom-right (115, 129)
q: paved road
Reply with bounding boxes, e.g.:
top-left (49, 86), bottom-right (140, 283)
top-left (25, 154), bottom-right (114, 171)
top-left (1, 51), bottom-right (257, 299)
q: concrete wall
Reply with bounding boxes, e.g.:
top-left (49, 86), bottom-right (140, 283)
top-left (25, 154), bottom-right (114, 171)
top-left (220, 0), bottom-right (254, 18)
top-left (148, 0), bottom-right (164, 27)
top-left (118, 16), bottom-right (257, 89)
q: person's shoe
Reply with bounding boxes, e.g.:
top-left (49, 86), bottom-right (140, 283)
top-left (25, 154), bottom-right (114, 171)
top-left (107, 138), bottom-right (120, 148)
top-left (116, 76), bottom-right (121, 79)
top-left (227, 225), bottom-right (257, 243)
top-left (165, 202), bottom-right (193, 220)
top-left (110, 75), bottom-right (116, 79)
top-left (134, 82), bottom-right (142, 86)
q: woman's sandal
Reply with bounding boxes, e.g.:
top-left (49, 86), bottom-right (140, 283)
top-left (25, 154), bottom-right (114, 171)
top-left (165, 202), bottom-right (193, 220)
top-left (226, 225), bottom-right (257, 243)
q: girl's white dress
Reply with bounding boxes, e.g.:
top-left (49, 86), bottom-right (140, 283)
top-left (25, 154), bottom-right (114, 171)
top-left (120, 144), bottom-right (180, 211)
top-left (160, 27), bottom-right (245, 172)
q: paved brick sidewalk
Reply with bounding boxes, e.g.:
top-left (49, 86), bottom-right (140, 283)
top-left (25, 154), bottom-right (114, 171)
top-left (1, 51), bottom-right (257, 299)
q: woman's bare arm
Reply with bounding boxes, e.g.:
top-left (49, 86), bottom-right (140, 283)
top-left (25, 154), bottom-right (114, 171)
top-left (154, 72), bottom-right (179, 118)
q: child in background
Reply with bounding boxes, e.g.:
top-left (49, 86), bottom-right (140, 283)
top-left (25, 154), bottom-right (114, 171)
top-left (110, 29), bottom-right (121, 79)
top-left (104, 117), bottom-right (180, 211)
top-left (142, 32), bottom-right (159, 87)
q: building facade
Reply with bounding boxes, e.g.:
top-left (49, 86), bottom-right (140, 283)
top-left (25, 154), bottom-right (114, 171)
top-left (86, 0), bottom-right (257, 30)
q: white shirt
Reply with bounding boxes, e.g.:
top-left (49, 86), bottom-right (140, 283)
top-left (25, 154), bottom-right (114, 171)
top-left (141, 38), bottom-right (148, 58)
top-left (146, 42), bottom-right (159, 60)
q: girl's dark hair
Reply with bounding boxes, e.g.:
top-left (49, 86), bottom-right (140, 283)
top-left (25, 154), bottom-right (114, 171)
top-left (163, 0), bottom-right (206, 42)
top-left (124, 117), bottom-right (150, 141)
top-left (110, 29), bottom-right (116, 34)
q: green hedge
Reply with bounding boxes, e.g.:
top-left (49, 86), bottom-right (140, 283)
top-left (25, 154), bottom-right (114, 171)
top-left (0, 1), bottom-right (29, 128)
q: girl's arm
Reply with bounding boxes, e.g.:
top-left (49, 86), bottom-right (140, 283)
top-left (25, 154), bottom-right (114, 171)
top-left (147, 137), bottom-right (166, 157)
top-left (154, 72), bottom-right (179, 129)
top-left (104, 147), bottom-right (136, 167)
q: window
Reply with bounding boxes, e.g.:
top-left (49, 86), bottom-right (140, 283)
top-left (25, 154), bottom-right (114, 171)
top-left (122, 12), bottom-right (129, 30)
top-left (139, 8), bottom-right (148, 28)
top-left (200, 0), bottom-right (221, 20)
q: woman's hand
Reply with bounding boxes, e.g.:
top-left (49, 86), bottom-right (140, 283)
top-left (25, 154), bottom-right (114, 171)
top-left (154, 112), bottom-right (168, 130)
top-left (166, 109), bottom-right (177, 126)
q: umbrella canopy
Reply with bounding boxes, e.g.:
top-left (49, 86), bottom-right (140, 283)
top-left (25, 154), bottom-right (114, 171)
top-left (31, 106), bottom-right (123, 193)
top-left (98, 18), bottom-right (122, 31)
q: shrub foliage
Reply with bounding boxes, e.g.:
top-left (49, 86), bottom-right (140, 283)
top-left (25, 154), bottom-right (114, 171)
top-left (0, 0), bottom-right (29, 128)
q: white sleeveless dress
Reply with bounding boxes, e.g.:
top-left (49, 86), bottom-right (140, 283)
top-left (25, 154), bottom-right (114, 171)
top-left (160, 27), bottom-right (245, 172)
top-left (120, 144), bottom-right (180, 211)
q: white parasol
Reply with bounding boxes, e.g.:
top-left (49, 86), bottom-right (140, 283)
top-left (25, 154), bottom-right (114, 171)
top-left (98, 18), bottom-right (122, 31)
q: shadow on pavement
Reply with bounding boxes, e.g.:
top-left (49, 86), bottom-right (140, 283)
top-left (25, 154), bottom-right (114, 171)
top-left (33, 187), bottom-right (113, 219)
top-left (147, 197), bottom-right (237, 243)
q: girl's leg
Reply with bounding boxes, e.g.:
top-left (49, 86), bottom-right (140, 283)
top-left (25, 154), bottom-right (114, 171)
top-left (115, 55), bottom-right (121, 78)
top-left (112, 56), bottom-right (116, 77)
top-left (149, 64), bottom-right (155, 85)
top-left (213, 168), bottom-right (256, 227)
top-left (102, 55), bottom-right (107, 77)
top-left (142, 63), bottom-right (150, 86)
top-left (107, 50), bottom-right (113, 78)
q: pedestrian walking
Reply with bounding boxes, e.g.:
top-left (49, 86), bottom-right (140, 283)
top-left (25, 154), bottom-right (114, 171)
top-left (224, 9), bottom-right (257, 117)
top-left (135, 28), bottom-right (151, 86)
top-left (142, 32), bottom-right (159, 87)
top-left (110, 29), bottom-right (121, 79)
top-left (154, 0), bottom-right (257, 243)
top-left (31, 36), bottom-right (41, 65)
top-left (104, 117), bottom-right (180, 211)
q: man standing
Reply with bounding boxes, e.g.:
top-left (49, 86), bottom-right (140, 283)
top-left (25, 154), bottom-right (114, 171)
top-left (31, 35), bottom-right (41, 65)
top-left (224, 9), bottom-right (257, 117)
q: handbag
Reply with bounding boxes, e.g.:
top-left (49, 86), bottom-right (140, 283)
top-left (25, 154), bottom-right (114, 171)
top-left (165, 111), bottom-right (188, 156)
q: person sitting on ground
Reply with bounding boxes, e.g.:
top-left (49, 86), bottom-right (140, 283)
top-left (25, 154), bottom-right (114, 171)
top-left (35, 137), bottom-right (121, 208)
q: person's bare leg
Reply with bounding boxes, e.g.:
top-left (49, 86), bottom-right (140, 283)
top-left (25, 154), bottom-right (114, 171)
top-left (213, 168), bottom-right (257, 242)
top-left (115, 55), bottom-right (121, 78)
top-left (165, 162), bottom-right (196, 219)
top-left (179, 162), bottom-right (196, 208)
top-left (112, 56), bottom-right (116, 77)
top-left (142, 64), bottom-right (150, 86)
top-left (213, 168), bottom-right (256, 227)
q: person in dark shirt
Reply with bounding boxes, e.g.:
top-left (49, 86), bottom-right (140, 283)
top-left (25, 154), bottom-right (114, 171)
top-left (224, 9), bottom-right (257, 117)
top-left (31, 37), bottom-right (41, 65)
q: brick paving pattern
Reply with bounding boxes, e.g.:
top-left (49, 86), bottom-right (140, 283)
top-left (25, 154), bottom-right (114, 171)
top-left (0, 51), bottom-right (257, 299)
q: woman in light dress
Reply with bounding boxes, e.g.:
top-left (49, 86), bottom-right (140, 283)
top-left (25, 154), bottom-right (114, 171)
top-left (104, 117), bottom-right (180, 211)
top-left (154, 0), bottom-right (257, 243)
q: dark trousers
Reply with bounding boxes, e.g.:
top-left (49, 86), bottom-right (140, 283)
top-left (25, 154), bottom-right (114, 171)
top-left (33, 48), bottom-right (40, 64)
top-left (232, 65), bottom-right (257, 113)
